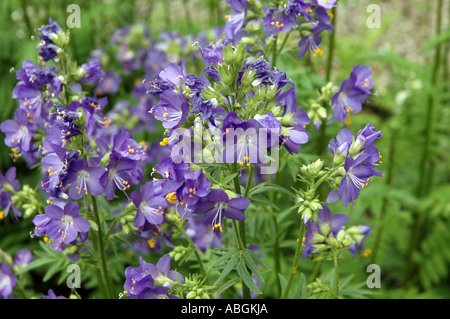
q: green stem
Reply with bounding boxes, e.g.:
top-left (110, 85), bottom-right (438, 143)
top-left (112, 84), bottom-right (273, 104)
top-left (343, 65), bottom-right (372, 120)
top-left (91, 196), bottom-right (113, 299)
top-left (281, 220), bottom-right (306, 299)
top-left (232, 166), bottom-right (250, 299)
top-left (177, 221), bottom-right (208, 282)
top-left (333, 253), bottom-right (340, 299)
top-left (272, 35), bottom-right (278, 67)
top-left (309, 255), bottom-right (323, 283)
top-left (276, 31), bottom-right (291, 57)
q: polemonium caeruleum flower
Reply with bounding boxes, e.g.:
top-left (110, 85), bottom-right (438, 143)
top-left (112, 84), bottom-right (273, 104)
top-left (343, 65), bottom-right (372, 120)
top-left (193, 189), bottom-right (250, 233)
top-left (331, 64), bottom-right (374, 124)
top-left (131, 181), bottom-right (168, 228)
top-left (32, 201), bottom-right (90, 250)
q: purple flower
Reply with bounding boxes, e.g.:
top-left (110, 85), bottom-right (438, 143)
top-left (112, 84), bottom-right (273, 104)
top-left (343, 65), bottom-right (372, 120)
top-left (32, 201), bottom-right (90, 250)
top-left (315, 0), bottom-right (337, 9)
top-left (13, 81), bottom-right (44, 120)
top-left (174, 170), bottom-right (211, 218)
top-left (191, 94), bottom-right (214, 120)
top-left (330, 153), bottom-right (376, 207)
top-left (186, 216), bottom-right (222, 252)
top-left (124, 256), bottom-right (155, 296)
top-left (196, 39), bottom-right (230, 65)
top-left (328, 128), bottom-right (353, 156)
top-left (100, 158), bottom-right (142, 200)
top-left (15, 60), bottom-right (55, 89)
top-left (41, 150), bottom-right (80, 198)
top-left (36, 18), bottom-right (62, 62)
top-left (97, 71), bottom-right (122, 95)
top-left (264, 8), bottom-right (292, 37)
top-left (224, 0), bottom-right (248, 42)
top-left (331, 64), bottom-right (374, 123)
top-left (109, 130), bottom-right (147, 161)
top-left (14, 249), bottom-right (33, 268)
top-left (276, 88), bottom-right (311, 154)
top-left (65, 159), bottom-right (105, 200)
top-left (131, 181), bottom-right (168, 227)
top-left (147, 254), bottom-right (184, 287)
top-left (1, 109), bottom-right (36, 153)
top-left (285, 0), bottom-right (310, 25)
top-left (221, 112), bottom-right (262, 165)
top-left (43, 289), bottom-right (66, 299)
top-left (80, 60), bottom-right (105, 86)
top-left (194, 189), bottom-right (250, 232)
top-left (151, 90), bottom-right (189, 129)
top-left (0, 263), bottom-right (16, 298)
top-left (302, 205), bottom-right (349, 259)
top-left (348, 225), bottom-right (372, 257)
top-left (124, 255), bottom-right (183, 299)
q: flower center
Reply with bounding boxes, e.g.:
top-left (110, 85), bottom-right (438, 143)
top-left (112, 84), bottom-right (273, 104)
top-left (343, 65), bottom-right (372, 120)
top-left (61, 214), bottom-right (74, 226)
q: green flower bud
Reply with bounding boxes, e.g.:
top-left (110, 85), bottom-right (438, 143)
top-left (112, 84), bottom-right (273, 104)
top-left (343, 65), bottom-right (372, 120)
top-left (336, 229), bottom-right (347, 243)
top-left (333, 150), bottom-right (347, 166)
top-left (319, 222), bottom-right (331, 237)
top-left (186, 291), bottom-right (197, 299)
top-left (327, 237), bottom-right (339, 250)
top-left (63, 245), bottom-right (78, 256)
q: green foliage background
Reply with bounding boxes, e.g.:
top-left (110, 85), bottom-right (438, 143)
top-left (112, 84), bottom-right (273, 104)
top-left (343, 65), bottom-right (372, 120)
top-left (0, 0), bottom-right (449, 299)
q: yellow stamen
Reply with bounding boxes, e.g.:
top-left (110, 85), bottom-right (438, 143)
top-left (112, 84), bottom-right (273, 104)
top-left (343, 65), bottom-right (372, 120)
top-left (166, 192), bottom-right (177, 204)
top-left (160, 137), bottom-right (169, 146)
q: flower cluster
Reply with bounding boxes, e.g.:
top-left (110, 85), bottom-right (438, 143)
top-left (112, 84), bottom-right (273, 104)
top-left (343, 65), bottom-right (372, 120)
top-left (327, 123), bottom-right (383, 207)
top-left (224, 0), bottom-right (335, 59)
top-left (122, 254), bottom-right (183, 299)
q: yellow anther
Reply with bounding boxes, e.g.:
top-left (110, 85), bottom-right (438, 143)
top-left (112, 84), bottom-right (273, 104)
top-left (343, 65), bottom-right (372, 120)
top-left (160, 137), bottom-right (169, 146)
top-left (148, 239), bottom-right (155, 249)
top-left (166, 192), bottom-right (177, 204)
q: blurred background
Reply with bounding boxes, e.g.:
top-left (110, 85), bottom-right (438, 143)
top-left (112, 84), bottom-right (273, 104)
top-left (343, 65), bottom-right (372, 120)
top-left (0, 0), bottom-right (449, 298)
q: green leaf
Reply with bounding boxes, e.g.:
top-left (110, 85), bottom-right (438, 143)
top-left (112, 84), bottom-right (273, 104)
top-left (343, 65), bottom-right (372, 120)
top-left (215, 277), bottom-right (241, 297)
top-left (297, 273), bottom-right (307, 299)
top-left (236, 257), bottom-right (261, 294)
top-left (43, 260), bottom-right (65, 282)
top-left (221, 173), bottom-right (239, 186)
top-left (250, 195), bottom-right (280, 211)
top-left (214, 252), bottom-right (239, 286)
top-left (208, 250), bottom-right (234, 270)
top-left (242, 250), bottom-right (264, 283)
